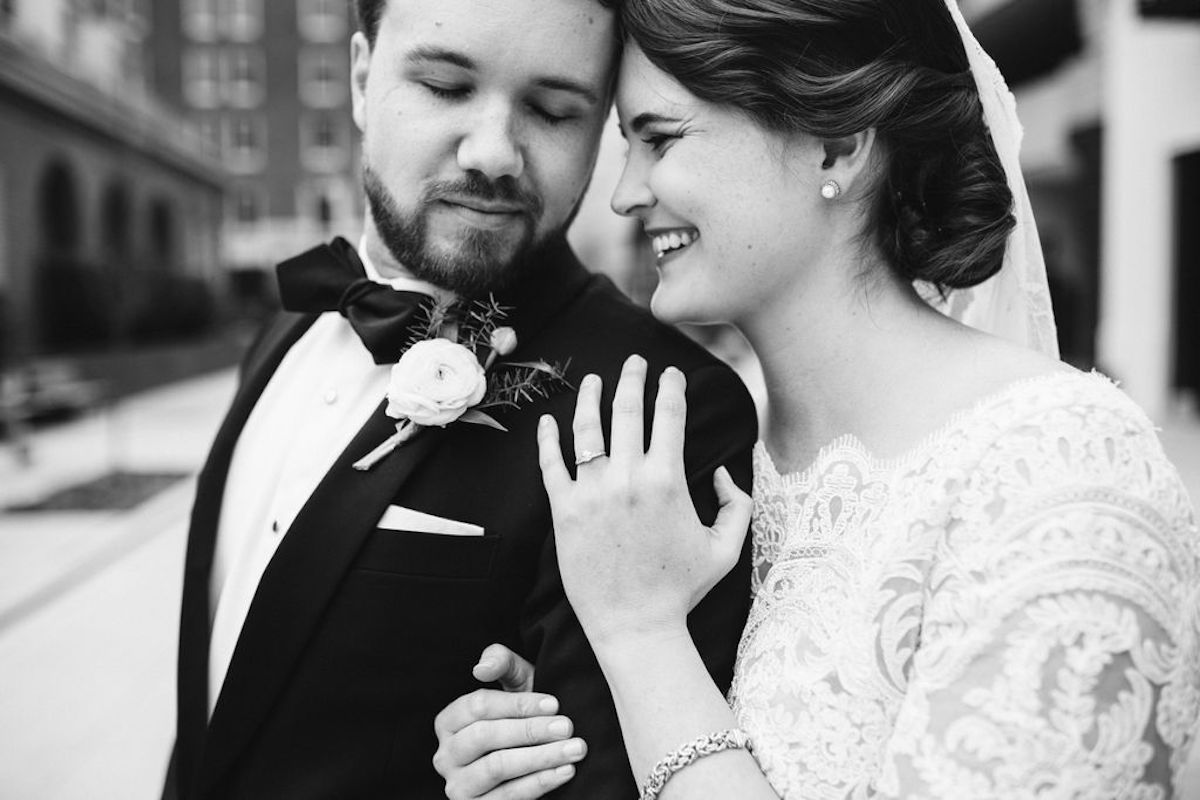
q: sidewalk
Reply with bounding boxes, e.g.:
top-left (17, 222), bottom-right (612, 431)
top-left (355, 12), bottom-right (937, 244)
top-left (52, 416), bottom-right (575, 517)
top-left (0, 369), bottom-right (236, 800)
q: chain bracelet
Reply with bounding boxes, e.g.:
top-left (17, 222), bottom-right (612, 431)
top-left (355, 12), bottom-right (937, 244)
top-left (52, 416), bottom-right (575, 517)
top-left (639, 728), bottom-right (752, 800)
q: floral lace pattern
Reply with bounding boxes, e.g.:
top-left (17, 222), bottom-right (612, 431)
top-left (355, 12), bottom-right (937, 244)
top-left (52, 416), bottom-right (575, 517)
top-left (729, 372), bottom-right (1200, 799)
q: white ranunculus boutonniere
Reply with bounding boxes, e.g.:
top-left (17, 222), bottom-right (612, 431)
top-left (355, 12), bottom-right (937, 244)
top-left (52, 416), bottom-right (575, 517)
top-left (353, 297), bottom-right (570, 471)
top-left (385, 339), bottom-right (488, 427)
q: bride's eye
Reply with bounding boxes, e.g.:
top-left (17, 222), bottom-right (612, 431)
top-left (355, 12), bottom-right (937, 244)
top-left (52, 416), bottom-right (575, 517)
top-left (642, 133), bottom-right (677, 155)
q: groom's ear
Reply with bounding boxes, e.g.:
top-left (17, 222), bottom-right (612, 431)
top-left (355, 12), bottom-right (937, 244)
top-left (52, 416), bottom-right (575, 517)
top-left (819, 129), bottom-right (878, 193)
top-left (351, 31), bottom-right (372, 134)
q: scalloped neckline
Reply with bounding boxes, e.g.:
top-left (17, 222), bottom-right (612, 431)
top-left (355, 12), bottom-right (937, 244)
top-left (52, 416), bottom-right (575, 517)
top-left (755, 369), bottom-right (1109, 487)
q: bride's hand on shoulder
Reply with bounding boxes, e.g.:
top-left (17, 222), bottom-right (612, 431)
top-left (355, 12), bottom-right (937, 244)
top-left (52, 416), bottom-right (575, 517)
top-left (433, 645), bottom-right (585, 800)
top-left (538, 355), bottom-right (754, 651)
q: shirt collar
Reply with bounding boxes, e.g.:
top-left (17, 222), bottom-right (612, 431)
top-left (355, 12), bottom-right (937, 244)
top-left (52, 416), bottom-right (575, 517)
top-left (356, 235), bottom-right (457, 305)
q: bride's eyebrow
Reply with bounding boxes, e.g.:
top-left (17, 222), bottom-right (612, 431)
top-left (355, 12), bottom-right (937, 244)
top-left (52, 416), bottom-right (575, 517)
top-left (629, 112), bottom-right (683, 134)
top-left (617, 111), bottom-right (684, 139)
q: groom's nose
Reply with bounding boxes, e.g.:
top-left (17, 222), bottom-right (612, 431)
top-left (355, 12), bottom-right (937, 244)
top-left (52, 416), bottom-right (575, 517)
top-left (457, 102), bottom-right (525, 181)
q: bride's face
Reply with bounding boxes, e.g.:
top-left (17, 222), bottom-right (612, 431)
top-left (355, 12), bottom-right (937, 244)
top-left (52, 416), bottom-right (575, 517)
top-left (612, 45), bottom-right (829, 326)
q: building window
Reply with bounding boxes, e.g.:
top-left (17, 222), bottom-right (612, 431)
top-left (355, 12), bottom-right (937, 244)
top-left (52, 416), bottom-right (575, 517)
top-left (224, 114), bottom-right (268, 173)
top-left (230, 185), bottom-right (264, 225)
top-left (197, 117), bottom-right (220, 150)
top-left (297, 177), bottom-right (353, 231)
top-left (300, 112), bottom-right (349, 172)
top-left (183, 48), bottom-right (221, 108)
top-left (182, 0), bottom-right (218, 42)
top-left (224, 0), bottom-right (263, 42)
top-left (224, 48), bottom-right (265, 107)
top-left (149, 198), bottom-right (176, 266)
top-left (298, 0), bottom-right (347, 43)
top-left (298, 48), bottom-right (348, 107)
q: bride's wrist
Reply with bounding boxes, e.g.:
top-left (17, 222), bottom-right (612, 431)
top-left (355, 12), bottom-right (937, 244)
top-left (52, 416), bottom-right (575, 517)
top-left (591, 622), bottom-right (694, 670)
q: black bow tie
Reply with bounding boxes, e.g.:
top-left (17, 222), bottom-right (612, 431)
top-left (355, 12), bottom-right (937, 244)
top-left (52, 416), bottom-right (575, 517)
top-left (275, 238), bottom-right (434, 365)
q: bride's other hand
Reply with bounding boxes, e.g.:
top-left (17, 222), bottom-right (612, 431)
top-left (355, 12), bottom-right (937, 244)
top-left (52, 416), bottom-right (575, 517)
top-left (433, 645), bottom-right (585, 800)
top-left (538, 355), bottom-right (754, 651)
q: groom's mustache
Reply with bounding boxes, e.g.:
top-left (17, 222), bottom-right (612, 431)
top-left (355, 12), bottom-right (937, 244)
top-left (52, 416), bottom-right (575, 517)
top-left (423, 173), bottom-right (544, 220)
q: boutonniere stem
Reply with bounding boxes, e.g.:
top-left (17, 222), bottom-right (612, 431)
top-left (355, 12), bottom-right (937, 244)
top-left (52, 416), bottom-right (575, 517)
top-left (353, 420), bottom-right (421, 471)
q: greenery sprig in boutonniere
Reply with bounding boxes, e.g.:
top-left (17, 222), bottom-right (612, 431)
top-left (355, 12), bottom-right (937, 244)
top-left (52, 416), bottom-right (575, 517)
top-left (352, 295), bottom-right (572, 471)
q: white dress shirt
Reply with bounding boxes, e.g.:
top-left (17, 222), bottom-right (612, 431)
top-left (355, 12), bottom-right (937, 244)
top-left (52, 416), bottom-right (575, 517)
top-left (206, 244), bottom-right (449, 717)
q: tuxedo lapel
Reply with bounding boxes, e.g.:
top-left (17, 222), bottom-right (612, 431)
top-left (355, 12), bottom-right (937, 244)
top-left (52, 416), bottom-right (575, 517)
top-left (176, 311), bottom-right (318, 798)
top-left (198, 403), bottom-right (446, 794)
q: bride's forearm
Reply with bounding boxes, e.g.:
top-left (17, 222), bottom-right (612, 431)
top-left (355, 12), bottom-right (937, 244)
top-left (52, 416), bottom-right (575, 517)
top-left (593, 630), bottom-right (780, 799)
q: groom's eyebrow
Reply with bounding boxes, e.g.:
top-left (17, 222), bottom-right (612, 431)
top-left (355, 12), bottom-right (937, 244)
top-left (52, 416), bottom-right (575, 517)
top-left (406, 46), bottom-right (598, 105)
top-left (406, 46), bottom-right (475, 70)
top-left (533, 77), bottom-right (599, 106)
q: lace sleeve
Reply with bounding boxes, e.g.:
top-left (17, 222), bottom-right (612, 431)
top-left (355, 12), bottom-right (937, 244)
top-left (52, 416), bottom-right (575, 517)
top-left (877, 396), bottom-right (1200, 798)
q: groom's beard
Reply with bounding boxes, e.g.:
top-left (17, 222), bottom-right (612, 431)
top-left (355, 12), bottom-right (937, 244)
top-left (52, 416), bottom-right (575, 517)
top-left (364, 166), bottom-right (550, 297)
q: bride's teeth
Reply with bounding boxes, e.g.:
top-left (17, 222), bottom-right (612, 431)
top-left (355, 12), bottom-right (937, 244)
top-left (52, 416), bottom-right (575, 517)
top-left (650, 229), bottom-right (698, 258)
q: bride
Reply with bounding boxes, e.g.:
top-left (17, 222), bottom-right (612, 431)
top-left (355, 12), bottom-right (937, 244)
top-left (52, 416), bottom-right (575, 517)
top-left (433, 0), bottom-right (1200, 796)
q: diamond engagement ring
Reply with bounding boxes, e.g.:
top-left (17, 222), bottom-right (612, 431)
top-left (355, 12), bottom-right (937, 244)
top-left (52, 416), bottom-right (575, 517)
top-left (574, 449), bottom-right (606, 466)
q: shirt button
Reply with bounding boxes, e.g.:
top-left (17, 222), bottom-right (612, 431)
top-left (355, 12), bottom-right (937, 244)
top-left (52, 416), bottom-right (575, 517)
top-left (323, 388), bottom-right (339, 405)
top-left (271, 520), bottom-right (280, 534)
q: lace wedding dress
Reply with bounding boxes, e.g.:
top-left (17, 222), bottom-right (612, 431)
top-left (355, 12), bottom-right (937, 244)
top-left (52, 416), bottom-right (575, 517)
top-left (729, 371), bottom-right (1200, 798)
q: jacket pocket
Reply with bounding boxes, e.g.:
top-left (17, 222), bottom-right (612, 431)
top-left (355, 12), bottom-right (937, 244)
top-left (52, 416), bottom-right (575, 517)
top-left (354, 529), bottom-right (499, 579)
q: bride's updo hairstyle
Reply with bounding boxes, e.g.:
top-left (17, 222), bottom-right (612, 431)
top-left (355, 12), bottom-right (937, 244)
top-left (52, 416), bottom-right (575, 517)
top-left (620, 0), bottom-right (1015, 290)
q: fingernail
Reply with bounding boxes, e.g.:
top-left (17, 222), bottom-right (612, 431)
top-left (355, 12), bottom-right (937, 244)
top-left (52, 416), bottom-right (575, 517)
top-left (582, 373), bottom-right (599, 388)
top-left (563, 739), bottom-right (585, 759)
top-left (548, 718), bottom-right (571, 737)
top-left (539, 415), bottom-right (552, 430)
top-left (538, 696), bottom-right (559, 713)
top-left (555, 764), bottom-right (576, 778)
top-left (473, 658), bottom-right (496, 673)
top-left (661, 366), bottom-right (680, 379)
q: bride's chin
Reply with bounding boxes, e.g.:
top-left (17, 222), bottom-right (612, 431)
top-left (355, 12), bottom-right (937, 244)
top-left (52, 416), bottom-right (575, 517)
top-left (649, 286), bottom-right (718, 326)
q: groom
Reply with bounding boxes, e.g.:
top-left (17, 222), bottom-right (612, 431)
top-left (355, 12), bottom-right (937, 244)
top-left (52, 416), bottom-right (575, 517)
top-left (164, 0), bottom-right (757, 797)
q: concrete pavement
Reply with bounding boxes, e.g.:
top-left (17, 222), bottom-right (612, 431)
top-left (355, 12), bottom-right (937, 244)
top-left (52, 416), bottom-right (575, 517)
top-left (0, 366), bottom-right (1197, 798)
top-left (0, 369), bottom-right (235, 800)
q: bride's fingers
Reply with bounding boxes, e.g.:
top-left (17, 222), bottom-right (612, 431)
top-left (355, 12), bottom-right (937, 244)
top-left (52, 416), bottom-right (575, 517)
top-left (537, 416), bottom-right (571, 494)
top-left (608, 355), bottom-right (646, 466)
top-left (570, 374), bottom-right (607, 471)
top-left (710, 466), bottom-right (754, 568)
top-left (648, 367), bottom-right (687, 466)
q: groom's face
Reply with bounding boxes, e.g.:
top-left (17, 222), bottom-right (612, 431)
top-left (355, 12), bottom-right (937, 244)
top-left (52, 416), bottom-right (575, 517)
top-left (351, 0), bottom-right (617, 294)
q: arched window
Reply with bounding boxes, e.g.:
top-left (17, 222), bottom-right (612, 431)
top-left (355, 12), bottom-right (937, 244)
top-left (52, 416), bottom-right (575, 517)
top-left (149, 198), bottom-right (175, 268)
top-left (101, 181), bottom-right (131, 265)
top-left (38, 160), bottom-right (82, 254)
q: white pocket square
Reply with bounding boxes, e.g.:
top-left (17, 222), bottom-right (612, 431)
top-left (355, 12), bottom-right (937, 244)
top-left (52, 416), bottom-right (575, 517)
top-left (376, 505), bottom-right (485, 537)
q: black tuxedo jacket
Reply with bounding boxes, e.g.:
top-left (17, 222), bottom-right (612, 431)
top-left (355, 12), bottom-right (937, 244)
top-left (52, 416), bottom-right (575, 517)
top-left (165, 237), bottom-right (758, 799)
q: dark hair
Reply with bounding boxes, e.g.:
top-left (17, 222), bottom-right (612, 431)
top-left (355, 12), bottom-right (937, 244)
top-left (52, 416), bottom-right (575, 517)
top-left (621, 0), bottom-right (1015, 290)
top-left (354, 0), bottom-right (622, 48)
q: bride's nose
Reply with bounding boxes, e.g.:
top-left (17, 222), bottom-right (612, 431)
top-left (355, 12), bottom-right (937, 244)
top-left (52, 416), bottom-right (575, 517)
top-left (610, 155), bottom-right (655, 217)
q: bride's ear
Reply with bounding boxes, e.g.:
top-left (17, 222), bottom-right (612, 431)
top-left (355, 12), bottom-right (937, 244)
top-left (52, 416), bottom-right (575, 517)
top-left (819, 129), bottom-right (878, 197)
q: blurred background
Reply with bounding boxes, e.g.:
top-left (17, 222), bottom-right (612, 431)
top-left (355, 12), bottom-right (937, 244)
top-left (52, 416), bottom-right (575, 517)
top-left (0, 0), bottom-right (1197, 797)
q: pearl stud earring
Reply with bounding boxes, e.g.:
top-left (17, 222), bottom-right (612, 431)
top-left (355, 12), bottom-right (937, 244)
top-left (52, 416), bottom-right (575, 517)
top-left (820, 180), bottom-right (842, 200)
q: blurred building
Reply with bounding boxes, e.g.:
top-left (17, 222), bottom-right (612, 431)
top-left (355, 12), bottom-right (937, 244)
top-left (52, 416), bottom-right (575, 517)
top-left (0, 0), bottom-right (224, 360)
top-left (147, 0), bottom-right (362, 302)
top-left (966, 0), bottom-right (1200, 417)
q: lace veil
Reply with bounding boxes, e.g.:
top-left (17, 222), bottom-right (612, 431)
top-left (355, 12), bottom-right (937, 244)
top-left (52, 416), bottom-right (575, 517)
top-left (918, 0), bottom-right (1060, 359)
